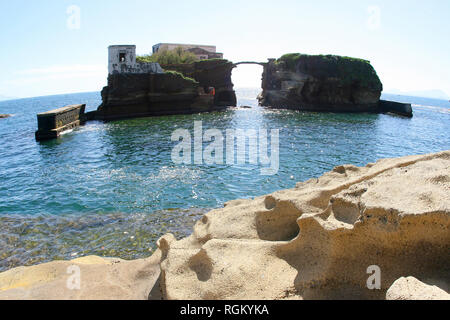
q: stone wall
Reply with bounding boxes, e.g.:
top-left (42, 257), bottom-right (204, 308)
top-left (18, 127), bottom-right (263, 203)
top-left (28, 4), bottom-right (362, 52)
top-left (153, 43), bottom-right (217, 54)
top-left (108, 45), bottom-right (164, 75)
top-left (35, 104), bottom-right (86, 141)
top-left (380, 100), bottom-right (413, 118)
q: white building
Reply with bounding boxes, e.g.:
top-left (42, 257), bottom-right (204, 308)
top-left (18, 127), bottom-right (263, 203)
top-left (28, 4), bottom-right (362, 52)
top-left (108, 45), bottom-right (164, 75)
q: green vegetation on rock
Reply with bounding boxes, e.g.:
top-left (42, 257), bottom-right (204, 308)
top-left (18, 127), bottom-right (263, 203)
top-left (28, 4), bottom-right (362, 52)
top-left (277, 53), bottom-right (369, 68)
top-left (137, 46), bottom-right (199, 65)
top-left (276, 53), bottom-right (306, 69)
top-left (164, 70), bottom-right (198, 84)
top-left (276, 53), bottom-right (382, 89)
top-left (197, 58), bottom-right (228, 63)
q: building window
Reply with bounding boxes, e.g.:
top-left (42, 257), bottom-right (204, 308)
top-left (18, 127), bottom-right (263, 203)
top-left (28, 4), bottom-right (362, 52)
top-left (119, 53), bottom-right (126, 63)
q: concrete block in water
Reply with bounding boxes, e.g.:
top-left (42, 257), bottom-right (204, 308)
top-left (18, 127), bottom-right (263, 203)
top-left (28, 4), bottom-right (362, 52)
top-left (379, 100), bottom-right (413, 118)
top-left (35, 104), bottom-right (86, 141)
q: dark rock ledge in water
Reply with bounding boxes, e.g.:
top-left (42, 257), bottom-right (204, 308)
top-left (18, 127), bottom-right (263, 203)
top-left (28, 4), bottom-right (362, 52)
top-left (0, 151), bottom-right (448, 300)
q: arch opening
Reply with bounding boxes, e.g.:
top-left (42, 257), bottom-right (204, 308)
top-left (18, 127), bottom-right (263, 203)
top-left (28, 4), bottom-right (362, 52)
top-left (231, 63), bottom-right (265, 107)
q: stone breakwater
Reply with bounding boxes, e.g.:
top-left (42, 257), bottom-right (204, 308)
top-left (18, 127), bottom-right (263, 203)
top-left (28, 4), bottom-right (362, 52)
top-left (0, 151), bottom-right (449, 300)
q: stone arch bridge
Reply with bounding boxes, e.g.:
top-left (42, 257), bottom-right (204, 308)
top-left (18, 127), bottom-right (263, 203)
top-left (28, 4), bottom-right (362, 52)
top-left (233, 61), bottom-right (267, 67)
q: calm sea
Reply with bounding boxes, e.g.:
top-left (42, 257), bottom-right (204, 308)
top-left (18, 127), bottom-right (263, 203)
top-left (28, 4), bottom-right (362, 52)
top-left (0, 89), bottom-right (449, 271)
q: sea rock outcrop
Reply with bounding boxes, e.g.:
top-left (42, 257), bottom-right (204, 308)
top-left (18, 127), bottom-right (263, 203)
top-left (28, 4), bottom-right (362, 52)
top-left (158, 151), bottom-right (450, 300)
top-left (386, 277), bottom-right (450, 300)
top-left (161, 59), bottom-right (237, 107)
top-left (0, 253), bottom-right (161, 300)
top-left (258, 54), bottom-right (383, 113)
top-left (96, 71), bottom-right (223, 121)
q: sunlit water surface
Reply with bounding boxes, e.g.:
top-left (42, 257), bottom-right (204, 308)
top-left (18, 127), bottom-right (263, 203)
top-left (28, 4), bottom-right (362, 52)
top-left (0, 89), bottom-right (449, 271)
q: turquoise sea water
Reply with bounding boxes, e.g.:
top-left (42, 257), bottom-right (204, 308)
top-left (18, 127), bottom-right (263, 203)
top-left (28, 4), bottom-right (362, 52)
top-left (0, 89), bottom-right (449, 271)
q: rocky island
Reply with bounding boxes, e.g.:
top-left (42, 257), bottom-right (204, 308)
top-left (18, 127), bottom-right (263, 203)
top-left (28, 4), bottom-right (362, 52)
top-left (259, 53), bottom-right (412, 116)
top-left (0, 151), bottom-right (448, 300)
top-left (34, 45), bottom-right (413, 137)
top-left (92, 45), bottom-right (413, 122)
top-left (95, 45), bottom-right (236, 121)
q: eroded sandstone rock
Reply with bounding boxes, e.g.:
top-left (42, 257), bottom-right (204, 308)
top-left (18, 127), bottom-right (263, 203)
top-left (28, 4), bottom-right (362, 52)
top-left (158, 151), bottom-right (450, 300)
top-left (386, 277), bottom-right (449, 300)
top-left (1, 152), bottom-right (448, 300)
top-left (0, 252), bottom-right (162, 300)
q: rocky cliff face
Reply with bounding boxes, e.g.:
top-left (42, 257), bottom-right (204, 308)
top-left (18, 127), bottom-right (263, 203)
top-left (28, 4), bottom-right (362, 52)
top-left (161, 59), bottom-right (237, 107)
top-left (96, 59), bottom-right (236, 121)
top-left (259, 54), bottom-right (383, 112)
top-left (96, 71), bottom-right (223, 121)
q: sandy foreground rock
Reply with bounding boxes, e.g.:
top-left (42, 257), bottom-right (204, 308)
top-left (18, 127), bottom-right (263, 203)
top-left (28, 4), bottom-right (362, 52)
top-left (0, 151), bottom-right (449, 300)
top-left (0, 253), bottom-right (161, 300)
top-left (158, 151), bottom-right (450, 300)
top-left (386, 277), bottom-right (450, 300)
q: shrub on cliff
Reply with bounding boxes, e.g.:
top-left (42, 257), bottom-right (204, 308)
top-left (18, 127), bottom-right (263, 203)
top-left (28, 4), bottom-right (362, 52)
top-left (164, 70), bottom-right (197, 83)
top-left (137, 47), bottom-right (199, 65)
top-left (277, 53), bottom-right (382, 89)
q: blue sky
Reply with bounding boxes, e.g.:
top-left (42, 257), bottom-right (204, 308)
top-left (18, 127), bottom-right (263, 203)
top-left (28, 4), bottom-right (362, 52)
top-left (1, 0), bottom-right (449, 98)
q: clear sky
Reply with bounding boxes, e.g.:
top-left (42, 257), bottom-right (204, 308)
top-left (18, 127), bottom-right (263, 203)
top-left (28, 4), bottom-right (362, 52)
top-left (1, 0), bottom-right (449, 99)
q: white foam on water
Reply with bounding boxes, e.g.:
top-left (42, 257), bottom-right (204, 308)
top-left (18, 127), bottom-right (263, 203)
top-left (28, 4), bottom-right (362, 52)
top-left (412, 104), bottom-right (450, 114)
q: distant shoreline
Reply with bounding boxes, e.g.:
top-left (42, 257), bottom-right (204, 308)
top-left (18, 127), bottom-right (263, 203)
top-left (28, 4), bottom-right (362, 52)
top-left (0, 90), bottom-right (449, 104)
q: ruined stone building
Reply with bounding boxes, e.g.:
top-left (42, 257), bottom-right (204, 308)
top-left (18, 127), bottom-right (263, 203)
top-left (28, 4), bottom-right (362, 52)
top-left (152, 43), bottom-right (224, 60)
top-left (108, 45), bottom-right (164, 75)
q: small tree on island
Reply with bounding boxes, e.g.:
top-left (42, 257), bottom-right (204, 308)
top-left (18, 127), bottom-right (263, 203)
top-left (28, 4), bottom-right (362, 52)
top-left (137, 46), bottom-right (198, 65)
